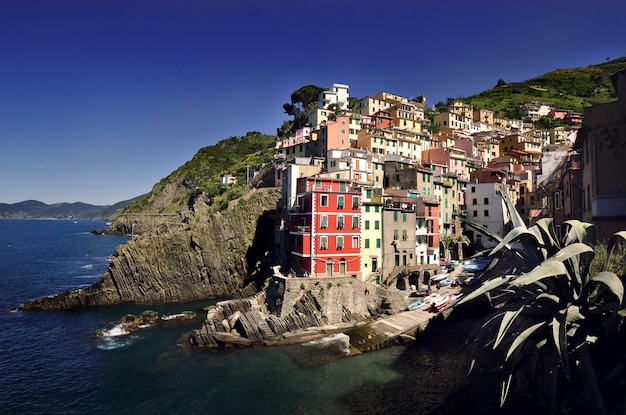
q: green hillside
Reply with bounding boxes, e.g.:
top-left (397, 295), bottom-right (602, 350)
top-left (461, 57), bottom-right (626, 118)
top-left (125, 131), bottom-right (276, 213)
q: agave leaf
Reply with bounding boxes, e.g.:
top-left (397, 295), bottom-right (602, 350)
top-left (589, 271), bottom-right (624, 304)
top-left (535, 292), bottom-right (561, 305)
top-left (512, 261), bottom-right (568, 287)
top-left (565, 305), bottom-right (585, 324)
top-left (496, 182), bottom-right (526, 230)
top-left (456, 275), bottom-right (512, 305)
top-left (498, 321), bottom-right (546, 406)
top-left (562, 220), bottom-right (591, 246)
top-left (500, 373), bottom-right (513, 407)
top-left (505, 321), bottom-right (545, 360)
top-left (530, 218), bottom-right (562, 257)
top-left (489, 226), bottom-right (529, 256)
top-left (467, 358), bottom-right (476, 375)
top-left (494, 308), bottom-right (524, 349)
top-left (459, 215), bottom-right (503, 245)
top-left (572, 343), bottom-right (607, 415)
top-left (551, 312), bottom-right (571, 382)
top-left (516, 232), bottom-right (548, 267)
top-left (603, 231), bottom-right (626, 272)
top-left (547, 242), bottom-right (594, 264)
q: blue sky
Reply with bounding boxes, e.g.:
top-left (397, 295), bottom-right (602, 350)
top-left (1, 0), bottom-right (625, 205)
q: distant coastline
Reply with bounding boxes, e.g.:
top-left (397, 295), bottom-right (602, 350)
top-left (0, 199), bottom-right (136, 220)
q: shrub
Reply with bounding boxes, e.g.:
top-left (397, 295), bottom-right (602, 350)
top-left (457, 183), bottom-right (626, 414)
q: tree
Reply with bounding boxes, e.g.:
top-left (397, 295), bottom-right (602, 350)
top-left (441, 235), bottom-right (454, 262)
top-left (454, 234), bottom-right (471, 261)
top-left (278, 85), bottom-right (326, 138)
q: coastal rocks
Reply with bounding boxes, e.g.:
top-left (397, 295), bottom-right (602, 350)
top-left (20, 188), bottom-right (281, 310)
top-left (190, 280), bottom-right (379, 348)
top-left (97, 310), bottom-right (159, 337)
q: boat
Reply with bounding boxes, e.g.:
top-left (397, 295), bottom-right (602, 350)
top-left (409, 288), bottom-right (431, 297)
top-left (430, 295), bottom-right (451, 312)
top-left (407, 300), bottom-right (425, 310)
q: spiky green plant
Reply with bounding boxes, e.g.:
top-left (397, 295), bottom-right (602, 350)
top-left (456, 183), bottom-right (626, 414)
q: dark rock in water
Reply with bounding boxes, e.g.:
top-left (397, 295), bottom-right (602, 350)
top-left (120, 310), bottom-right (159, 332)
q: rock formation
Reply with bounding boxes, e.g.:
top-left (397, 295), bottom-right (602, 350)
top-left (21, 188), bottom-right (281, 310)
top-left (189, 274), bottom-right (410, 348)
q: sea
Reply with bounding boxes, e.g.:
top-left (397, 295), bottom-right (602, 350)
top-left (0, 219), bottom-right (472, 415)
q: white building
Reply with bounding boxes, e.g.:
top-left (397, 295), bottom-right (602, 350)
top-left (318, 83), bottom-right (350, 110)
top-left (464, 182), bottom-right (511, 249)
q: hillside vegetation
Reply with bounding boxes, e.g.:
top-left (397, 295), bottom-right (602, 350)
top-left (124, 131), bottom-right (276, 214)
top-left (461, 57), bottom-right (626, 118)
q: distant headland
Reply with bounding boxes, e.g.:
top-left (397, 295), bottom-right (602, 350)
top-left (0, 198), bottom-right (138, 220)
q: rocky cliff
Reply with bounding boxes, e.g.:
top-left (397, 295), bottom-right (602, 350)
top-left (21, 187), bottom-right (281, 309)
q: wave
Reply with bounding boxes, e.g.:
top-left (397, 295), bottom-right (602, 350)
top-left (97, 335), bottom-right (138, 350)
top-left (80, 264), bottom-right (94, 270)
top-left (99, 323), bottom-right (129, 337)
top-left (304, 333), bottom-right (350, 346)
top-left (161, 311), bottom-right (194, 321)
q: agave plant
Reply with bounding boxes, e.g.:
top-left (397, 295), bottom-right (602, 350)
top-left (456, 183), bottom-right (626, 414)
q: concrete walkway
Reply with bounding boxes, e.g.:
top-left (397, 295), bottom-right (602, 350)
top-left (348, 266), bottom-right (464, 353)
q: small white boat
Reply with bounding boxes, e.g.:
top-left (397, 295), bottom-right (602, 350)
top-left (430, 295), bottom-right (451, 312)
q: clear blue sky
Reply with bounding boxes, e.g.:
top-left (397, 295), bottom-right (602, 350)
top-left (1, 0), bottom-right (625, 205)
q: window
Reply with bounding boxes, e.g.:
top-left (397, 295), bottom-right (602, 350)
top-left (393, 211), bottom-right (398, 222)
top-left (320, 215), bottom-right (328, 228)
top-left (365, 239), bottom-right (370, 249)
top-left (365, 205), bottom-right (370, 213)
top-left (337, 236), bottom-right (344, 249)
top-left (473, 210), bottom-right (478, 217)
top-left (320, 236), bottom-right (328, 250)
top-left (352, 236), bottom-right (359, 248)
top-left (376, 239), bottom-right (381, 248)
top-left (375, 220), bottom-right (380, 230)
top-left (402, 229), bottom-right (408, 241)
top-left (321, 194), bottom-right (328, 207)
top-left (472, 198), bottom-right (477, 205)
top-left (352, 196), bottom-right (359, 209)
top-left (393, 229), bottom-right (399, 240)
top-left (484, 210), bottom-right (489, 217)
top-left (365, 220), bottom-right (370, 230)
top-left (338, 195), bottom-right (345, 209)
top-left (337, 215), bottom-right (344, 228)
top-left (315, 179), bottom-right (322, 188)
top-left (471, 186), bottom-right (476, 192)
top-left (484, 197), bottom-right (489, 205)
top-left (352, 216), bottom-right (359, 229)
top-left (402, 213), bottom-right (407, 222)
top-left (366, 189), bottom-right (372, 198)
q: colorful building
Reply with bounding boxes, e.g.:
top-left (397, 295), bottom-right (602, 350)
top-left (289, 176), bottom-right (362, 278)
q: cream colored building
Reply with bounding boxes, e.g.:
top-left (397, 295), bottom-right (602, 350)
top-left (361, 187), bottom-right (384, 279)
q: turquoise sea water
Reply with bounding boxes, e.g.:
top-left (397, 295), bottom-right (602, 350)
top-left (0, 220), bottom-right (469, 415)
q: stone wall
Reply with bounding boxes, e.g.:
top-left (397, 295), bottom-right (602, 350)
top-left (267, 276), bottom-right (370, 325)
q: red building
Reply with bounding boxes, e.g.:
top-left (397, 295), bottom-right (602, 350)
top-left (289, 176), bottom-right (362, 278)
